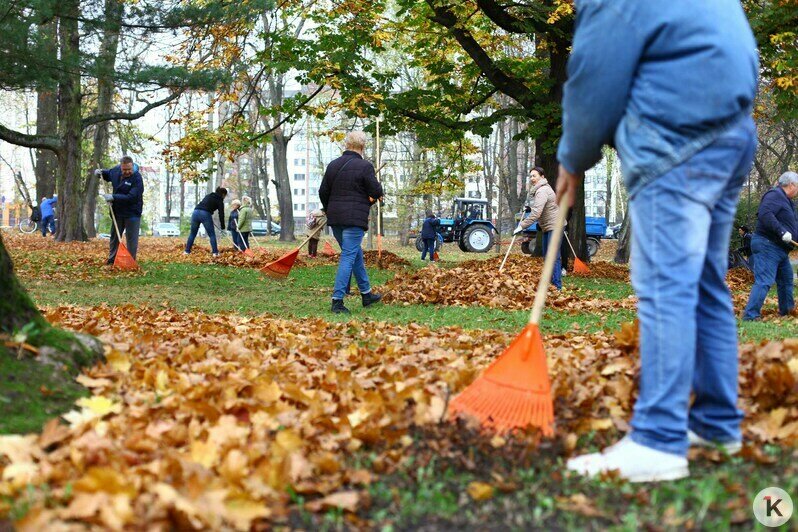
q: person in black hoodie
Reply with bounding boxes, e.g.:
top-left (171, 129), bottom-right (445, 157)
top-left (743, 171), bottom-right (798, 320)
top-left (319, 131), bottom-right (383, 314)
top-left (95, 156), bottom-right (144, 264)
top-left (420, 210), bottom-right (439, 262)
top-left (184, 187), bottom-right (228, 257)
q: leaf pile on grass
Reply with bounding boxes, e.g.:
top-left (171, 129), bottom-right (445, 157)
top-left (1, 307), bottom-right (796, 529)
top-left (726, 268), bottom-right (754, 291)
top-left (383, 256), bottom-right (635, 313)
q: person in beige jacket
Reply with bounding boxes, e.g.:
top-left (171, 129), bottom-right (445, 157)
top-left (515, 166), bottom-right (563, 289)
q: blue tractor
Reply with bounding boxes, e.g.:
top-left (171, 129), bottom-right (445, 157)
top-left (415, 198), bottom-right (497, 253)
top-left (517, 212), bottom-right (608, 257)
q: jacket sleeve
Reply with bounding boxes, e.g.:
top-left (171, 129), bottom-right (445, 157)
top-left (218, 198), bottom-right (226, 229)
top-left (556, 0), bottom-right (644, 174)
top-left (112, 174), bottom-right (143, 204)
top-left (101, 169), bottom-right (111, 182)
top-left (319, 166), bottom-right (331, 211)
top-left (758, 192), bottom-right (788, 237)
top-left (239, 208), bottom-right (251, 229)
top-left (520, 189), bottom-right (546, 229)
top-left (363, 164), bottom-right (383, 201)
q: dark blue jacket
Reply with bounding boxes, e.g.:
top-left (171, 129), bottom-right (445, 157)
top-left (40, 197), bottom-right (57, 218)
top-left (319, 151), bottom-right (383, 231)
top-left (755, 187), bottom-right (798, 250)
top-left (102, 166), bottom-right (144, 218)
top-left (421, 216), bottom-right (440, 239)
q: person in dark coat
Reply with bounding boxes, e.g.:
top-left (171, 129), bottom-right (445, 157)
top-left (743, 171), bottom-right (798, 320)
top-left (184, 187), bottom-right (228, 257)
top-left (319, 131), bottom-right (383, 314)
top-left (420, 210), bottom-right (439, 262)
top-left (227, 199), bottom-right (242, 250)
top-left (95, 156), bottom-right (144, 263)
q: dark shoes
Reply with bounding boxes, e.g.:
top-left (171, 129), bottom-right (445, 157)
top-left (362, 292), bottom-right (382, 308)
top-left (331, 299), bottom-right (350, 314)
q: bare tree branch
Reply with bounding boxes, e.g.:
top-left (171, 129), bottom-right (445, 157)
top-left (0, 124), bottom-right (63, 153)
top-left (81, 90), bottom-right (184, 129)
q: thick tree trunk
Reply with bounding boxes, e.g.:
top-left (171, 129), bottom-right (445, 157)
top-left (55, 0), bottom-right (86, 243)
top-left (34, 22), bottom-right (58, 203)
top-left (83, 0), bottom-right (123, 238)
top-left (272, 131), bottom-right (294, 241)
top-left (614, 208), bottom-right (632, 264)
top-left (0, 232), bottom-right (41, 333)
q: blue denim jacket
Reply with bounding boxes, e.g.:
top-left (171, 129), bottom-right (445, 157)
top-left (557, 0), bottom-right (759, 197)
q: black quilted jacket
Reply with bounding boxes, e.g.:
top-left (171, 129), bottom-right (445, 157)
top-left (319, 151), bottom-right (383, 230)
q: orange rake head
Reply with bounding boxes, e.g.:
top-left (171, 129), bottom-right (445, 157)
top-left (322, 241), bottom-right (336, 257)
top-left (448, 323), bottom-right (554, 436)
top-left (113, 243), bottom-right (139, 271)
top-left (260, 248), bottom-right (299, 279)
top-left (572, 257), bottom-right (591, 275)
top-left (243, 247), bottom-right (255, 257)
top-left (433, 250), bottom-right (440, 261)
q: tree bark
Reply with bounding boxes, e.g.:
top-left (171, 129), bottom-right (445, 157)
top-left (34, 23), bottom-right (58, 203)
top-left (614, 208), bottom-right (632, 264)
top-left (55, 0), bottom-right (86, 243)
top-left (84, 0), bottom-right (123, 238)
top-left (271, 130), bottom-right (294, 241)
top-left (0, 232), bottom-right (41, 333)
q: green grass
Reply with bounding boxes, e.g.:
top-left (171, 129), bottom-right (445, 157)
top-left (0, 345), bottom-right (88, 434)
top-left (23, 260), bottom-right (793, 342)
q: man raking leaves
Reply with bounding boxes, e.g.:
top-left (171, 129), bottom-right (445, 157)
top-left (96, 156), bottom-right (143, 268)
top-left (556, 0), bottom-right (758, 481)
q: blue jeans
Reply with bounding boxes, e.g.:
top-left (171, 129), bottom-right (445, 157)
top-left (421, 238), bottom-right (436, 261)
top-left (185, 209), bottom-right (218, 254)
top-left (108, 216), bottom-right (140, 262)
top-left (628, 119), bottom-right (756, 456)
top-left (743, 234), bottom-right (794, 319)
top-left (41, 215), bottom-right (55, 236)
top-left (542, 230), bottom-right (562, 290)
top-left (330, 226), bottom-right (371, 300)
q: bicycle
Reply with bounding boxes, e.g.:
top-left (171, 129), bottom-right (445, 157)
top-left (18, 217), bottom-right (37, 234)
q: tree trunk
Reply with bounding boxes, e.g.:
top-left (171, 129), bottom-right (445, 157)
top-left (34, 23), bottom-right (58, 203)
top-left (271, 131), bottom-right (294, 241)
top-left (0, 232), bottom-right (41, 333)
top-left (83, 0), bottom-right (123, 238)
top-left (614, 208), bottom-right (632, 264)
top-left (55, 0), bottom-right (86, 243)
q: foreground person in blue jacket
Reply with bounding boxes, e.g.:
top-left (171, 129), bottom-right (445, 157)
top-left (95, 156), bottom-right (144, 264)
top-left (743, 171), bottom-right (798, 320)
top-left (556, 0), bottom-right (758, 482)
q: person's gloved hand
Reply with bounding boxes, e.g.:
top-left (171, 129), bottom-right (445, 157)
top-left (102, 193), bottom-right (114, 203)
top-left (513, 224), bottom-right (524, 235)
top-left (94, 169), bottom-right (103, 177)
top-left (783, 231), bottom-right (793, 244)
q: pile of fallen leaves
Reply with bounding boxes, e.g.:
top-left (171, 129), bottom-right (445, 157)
top-left (383, 256), bottom-right (635, 313)
top-left (1, 307), bottom-right (795, 529)
top-left (726, 268), bottom-right (754, 291)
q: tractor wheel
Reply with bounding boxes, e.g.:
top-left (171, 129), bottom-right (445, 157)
top-left (462, 225), bottom-right (494, 253)
top-left (458, 239), bottom-right (468, 252)
top-left (520, 240), bottom-right (532, 255)
top-left (587, 237), bottom-right (600, 258)
top-left (415, 236), bottom-right (425, 252)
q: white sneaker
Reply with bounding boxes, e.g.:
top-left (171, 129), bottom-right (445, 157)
top-left (567, 436), bottom-right (689, 482)
top-left (562, 268), bottom-right (567, 276)
top-left (212, 253), bottom-right (219, 258)
top-left (183, 251), bottom-right (189, 256)
top-left (688, 430), bottom-right (742, 455)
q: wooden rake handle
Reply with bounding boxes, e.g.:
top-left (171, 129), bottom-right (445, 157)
top-left (500, 206), bottom-right (528, 273)
top-left (791, 240), bottom-right (798, 247)
top-left (529, 195), bottom-right (569, 325)
top-left (108, 204), bottom-right (124, 243)
top-left (295, 224), bottom-right (325, 251)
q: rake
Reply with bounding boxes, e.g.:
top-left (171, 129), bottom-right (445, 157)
top-left (563, 231), bottom-right (590, 275)
top-left (448, 195), bottom-right (570, 435)
top-left (108, 205), bottom-right (140, 271)
top-left (499, 207), bottom-right (527, 273)
top-left (234, 219), bottom-right (254, 257)
top-left (260, 225), bottom-right (324, 279)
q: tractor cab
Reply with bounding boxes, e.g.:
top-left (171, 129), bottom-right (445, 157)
top-left (438, 198), bottom-right (496, 253)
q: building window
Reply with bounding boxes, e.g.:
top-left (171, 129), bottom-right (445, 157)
top-left (294, 158), bottom-right (306, 166)
top-left (294, 173), bottom-right (305, 181)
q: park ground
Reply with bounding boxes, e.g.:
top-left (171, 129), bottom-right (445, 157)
top-left (1, 232), bottom-right (797, 530)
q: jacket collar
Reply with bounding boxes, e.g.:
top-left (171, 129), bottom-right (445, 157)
top-left (532, 180), bottom-right (550, 193)
top-left (342, 150), bottom-right (363, 159)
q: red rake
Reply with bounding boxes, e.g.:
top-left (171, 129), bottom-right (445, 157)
top-left (109, 206), bottom-right (140, 272)
top-left (261, 225), bottom-right (323, 279)
top-left (322, 241), bottom-right (336, 257)
top-left (448, 196), bottom-right (570, 436)
top-left (563, 232), bottom-right (591, 275)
